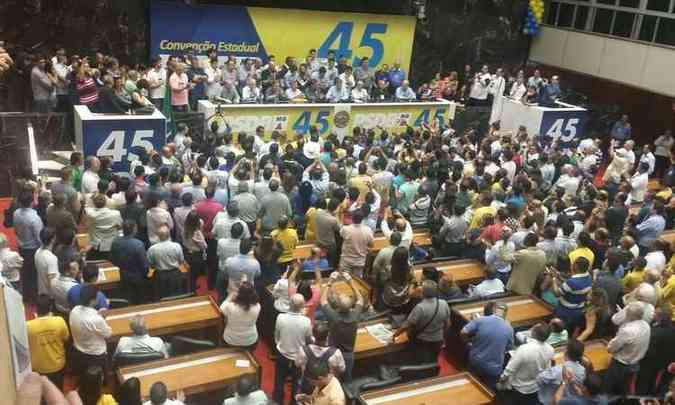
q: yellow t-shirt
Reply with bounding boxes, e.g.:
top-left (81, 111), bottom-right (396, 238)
top-left (26, 315), bottom-right (70, 374)
top-left (568, 247), bottom-right (595, 268)
top-left (304, 207), bottom-right (318, 243)
top-left (469, 206), bottom-right (496, 230)
top-left (97, 394), bottom-right (118, 405)
top-left (661, 275), bottom-right (675, 318)
top-left (622, 270), bottom-right (645, 293)
top-left (272, 228), bottom-right (299, 264)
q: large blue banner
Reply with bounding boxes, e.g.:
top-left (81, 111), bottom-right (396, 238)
top-left (539, 109), bottom-right (589, 146)
top-left (149, 1), bottom-right (416, 71)
top-left (83, 119), bottom-right (166, 173)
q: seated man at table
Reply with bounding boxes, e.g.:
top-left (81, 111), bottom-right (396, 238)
top-left (470, 267), bottom-right (505, 298)
top-left (147, 225), bottom-right (185, 299)
top-left (460, 301), bottom-right (514, 390)
top-left (296, 360), bottom-right (346, 405)
top-left (114, 314), bottom-right (169, 359)
top-left (67, 262), bottom-right (109, 310)
top-left (393, 280), bottom-right (451, 364)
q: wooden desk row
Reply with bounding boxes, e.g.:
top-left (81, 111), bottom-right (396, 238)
top-left (91, 261), bottom-right (190, 292)
top-left (104, 295), bottom-right (222, 343)
top-left (661, 230), bottom-right (675, 245)
top-left (413, 259), bottom-right (485, 287)
top-left (554, 340), bottom-right (611, 373)
top-left (360, 373), bottom-right (494, 405)
top-left (117, 347), bottom-right (259, 400)
top-left (453, 294), bottom-right (554, 328)
top-left (292, 230), bottom-right (432, 259)
top-left (77, 230), bottom-right (433, 260)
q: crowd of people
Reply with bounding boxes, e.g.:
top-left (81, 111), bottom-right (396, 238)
top-left (2, 44), bottom-right (675, 405)
top-left (19, 45), bottom-right (576, 119)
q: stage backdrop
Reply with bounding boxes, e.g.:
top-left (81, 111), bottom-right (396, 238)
top-left (150, 1), bottom-right (416, 71)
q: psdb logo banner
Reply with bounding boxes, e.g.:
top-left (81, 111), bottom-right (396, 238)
top-left (150, 1), bottom-right (416, 71)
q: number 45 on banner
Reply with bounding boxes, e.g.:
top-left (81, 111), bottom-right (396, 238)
top-left (97, 130), bottom-right (155, 162)
top-left (318, 22), bottom-right (387, 68)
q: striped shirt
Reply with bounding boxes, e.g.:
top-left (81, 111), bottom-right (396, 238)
top-left (560, 273), bottom-right (592, 310)
top-left (76, 77), bottom-right (98, 105)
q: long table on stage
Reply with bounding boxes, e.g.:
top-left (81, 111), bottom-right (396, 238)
top-left (359, 373), bottom-right (494, 405)
top-left (413, 259), bottom-right (485, 287)
top-left (117, 348), bottom-right (259, 399)
top-left (105, 295), bottom-right (222, 343)
top-left (554, 340), bottom-right (611, 372)
top-left (354, 318), bottom-right (408, 360)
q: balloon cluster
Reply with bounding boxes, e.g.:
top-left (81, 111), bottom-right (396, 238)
top-left (524, 0), bottom-right (545, 36)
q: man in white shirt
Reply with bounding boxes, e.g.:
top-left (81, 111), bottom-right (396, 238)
top-left (35, 228), bottom-right (58, 296)
top-left (338, 66), bottom-right (356, 89)
top-left (395, 80), bottom-right (416, 101)
top-left (284, 80), bottom-right (305, 101)
top-left (326, 78), bottom-right (350, 103)
top-left (69, 284), bottom-right (112, 376)
top-left (638, 144), bottom-right (656, 175)
top-left (273, 294), bottom-right (312, 404)
top-left (630, 162), bottom-right (650, 203)
top-left (488, 68), bottom-right (507, 124)
top-left (115, 315), bottom-right (169, 358)
top-left (471, 268), bottom-right (505, 298)
top-left (204, 58), bottom-right (222, 100)
top-left (555, 165), bottom-right (581, 198)
top-left (605, 302), bottom-right (651, 395)
top-left (241, 78), bottom-right (261, 103)
top-left (499, 323), bottom-right (554, 404)
top-left (351, 80), bottom-right (369, 103)
top-left (145, 57), bottom-right (166, 109)
top-left (469, 65), bottom-right (491, 106)
top-left (50, 255), bottom-right (80, 314)
top-left (147, 225), bottom-right (185, 299)
top-left (85, 194), bottom-right (123, 259)
top-left (81, 156), bottom-right (101, 195)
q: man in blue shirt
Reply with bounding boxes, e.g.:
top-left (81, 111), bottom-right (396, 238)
top-left (187, 55), bottom-right (208, 110)
top-left (67, 262), bottom-right (109, 310)
top-left (13, 190), bottom-right (44, 301)
top-left (553, 257), bottom-right (593, 336)
top-left (110, 220), bottom-right (150, 304)
top-left (460, 301), bottom-right (514, 389)
top-left (634, 201), bottom-right (666, 255)
top-left (388, 62), bottom-right (406, 93)
top-left (538, 75), bottom-right (561, 107)
top-left (610, 114), bottom-right (632, 143)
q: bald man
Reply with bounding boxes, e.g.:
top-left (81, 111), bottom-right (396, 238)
top-left (606, 302), bottom-right (651, 395)
top-left (147, 225), bottom-right (185, 299)
top-left (273, 293), bottom-right (312, 404)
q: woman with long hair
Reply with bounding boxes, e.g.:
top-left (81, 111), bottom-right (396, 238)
top-left (183, 210), bottom-right (206, 292)
top-left (382, 247), bottom-right (414, 316)
top-left (115, 377), bottom-right (142, 405)
top-left (79, 366), bottom-right (117, 405)
top-left (577, 288), bottom-right (612, 341)
top-left (220, 281), bottom-right (261, 351)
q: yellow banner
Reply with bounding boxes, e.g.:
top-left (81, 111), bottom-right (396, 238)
top-left (198, 101), bottom-right (457, 141)
top-left (247, 8), bottom-right (416, 72)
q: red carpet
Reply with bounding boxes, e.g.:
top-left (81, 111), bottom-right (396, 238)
top-left (1, 197), bottom-right (459, 399)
